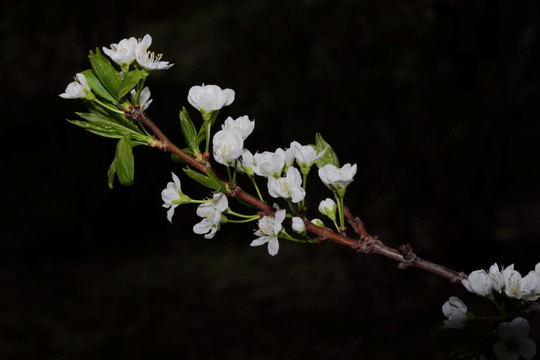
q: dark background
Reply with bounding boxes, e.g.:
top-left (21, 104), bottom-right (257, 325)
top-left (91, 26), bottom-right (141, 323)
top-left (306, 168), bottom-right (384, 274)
top-left (2, 0), bottom-right (540, 359)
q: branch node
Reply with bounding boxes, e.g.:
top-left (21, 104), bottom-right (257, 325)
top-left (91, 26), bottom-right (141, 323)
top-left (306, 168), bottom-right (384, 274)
top-left (398, 243), bottom-right (417, 268)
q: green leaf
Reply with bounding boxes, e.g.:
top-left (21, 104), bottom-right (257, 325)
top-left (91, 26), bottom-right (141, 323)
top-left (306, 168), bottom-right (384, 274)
top-left (315, 133), bottom-right (340, 168)
top-left (72, 111), bottom-right (147, 142)
top-left (88, 48), bottom-right (122, 101)
top-left (205, 169), bottom-right (225, 192)
top-left (81, 69), bottom-right (116, 103)
top-left (183, 168), bottom-right (223, 191)
top-left (115, 134), bottom-right (135, 186)
top-left (118, 70), bottom-right (147, 98)
top-left (179, 107), bottom-right (200, 154)
top-left (107, 158), bottom-right (117, 189)
top-left (67, 119), bottom-right (125, 139)
top-left (86, 101), bottom-right (139, 132)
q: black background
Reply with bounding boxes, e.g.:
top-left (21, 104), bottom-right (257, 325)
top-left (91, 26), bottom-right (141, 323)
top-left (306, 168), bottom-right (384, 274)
top-left (2, 1), bottom-right (540, 359)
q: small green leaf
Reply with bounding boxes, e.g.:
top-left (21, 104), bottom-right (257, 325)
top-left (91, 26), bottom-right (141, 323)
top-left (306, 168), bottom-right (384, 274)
top-left (67, 119), bottom-right (125, 139)
top-left (205, 169), bottom-right (226, 192)
top-left (107, 158), bottom-right (117, 189)
top-left (115, 134), bottom-right (135, 186)
top-left (118, 70), bottom-right (147, 98)
top-left (81, 69), bottom-right (116, 103)
top-left (88, 48), bottom-right (122, 101)
top-left (86, 101), bottom-right (139, 132)
top-left (183, 168), bottom-right (223, 191)
top-left (179, 107), bottom-right (200, 154)
top-left (71, 111), bottom-right (146, 142)
top-left (315, 133), bottom-right (340, 168)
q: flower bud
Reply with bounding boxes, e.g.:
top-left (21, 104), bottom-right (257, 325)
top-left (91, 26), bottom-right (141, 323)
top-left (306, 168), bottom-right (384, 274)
top-left (318, 198), bottom-right (337, 221)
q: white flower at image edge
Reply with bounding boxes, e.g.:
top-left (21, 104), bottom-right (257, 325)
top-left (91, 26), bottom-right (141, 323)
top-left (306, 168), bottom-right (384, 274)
top-left (494, 317), bottom-right (536, 360)
top-left (188, 84), bottom-right (235, 113)
top-left (318, 163), bottom-right (357, 190)
top-left (135, 34), bottom-right (174, 70)
top-left (462, 269), bottom-right (493, 297)
top-left (442, 296), bottom-right (468, 329)
top-left (193, 193), bottom-right (228, 239)
top-left (161, 172), bottom-right (188, 223)
top-left (222, 116), bottom-right (255, 140)
top-left (102, 36), bottom-right (138, 66)
top-left (267, 167), bottom-right (306, 203)
top-left (212, 129), bottom-right (244, 166)
top-left (251, 209), bottom-right (286, 256)
top-left (59, 73), bottom-right (91, 99)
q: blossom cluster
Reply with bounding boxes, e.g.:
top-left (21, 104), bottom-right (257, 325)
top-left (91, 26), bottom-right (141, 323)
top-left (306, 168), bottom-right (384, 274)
top-left (102, 34), bottom-right (173, 70)
top-left (441, 297), bottom-right (536, 359)
top-left (442, 296), bottom-right (536, 360)
top-left (462, 262), bottom-right (540, 301)
top-left (160, 83), bottom-right (358, 256)
top-left (60, 34), bottom-right (172, 101)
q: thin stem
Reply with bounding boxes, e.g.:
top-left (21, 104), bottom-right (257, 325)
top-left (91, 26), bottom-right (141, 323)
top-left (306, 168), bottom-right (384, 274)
top-left (334, 191), bottom-right (345, 230)
top-left (300, 170), bottom-right (308, 209)
top-left (280, 229), bottom-right (317, 244)
top-left (226, 166), bottom-right (233, 184)
top-left (225, 208), bottom-right (258, 219)
top-left (249, 175), bottom-right (264, 202)
top-left (205, 121), bottom-right (211, 155)
top-left (93, 98), bottom-right (124, 114)
top-left (227, 217), bottom-right (259, 224)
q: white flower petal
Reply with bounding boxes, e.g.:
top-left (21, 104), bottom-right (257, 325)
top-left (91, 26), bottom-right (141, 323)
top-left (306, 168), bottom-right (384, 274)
top-left (267, 236), bottom-right (279, 256)
top-left (250, 236), bottom-right (269, 247)
top-left (166, 205), bottom-right (177, 223)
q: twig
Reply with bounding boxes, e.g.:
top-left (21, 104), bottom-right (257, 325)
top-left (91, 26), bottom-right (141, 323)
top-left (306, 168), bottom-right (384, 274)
top-left (127, 109), bottom-right (468, 284)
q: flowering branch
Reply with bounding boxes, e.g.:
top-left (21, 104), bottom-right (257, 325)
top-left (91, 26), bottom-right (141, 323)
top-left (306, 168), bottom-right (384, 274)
top-left (61, 33), bottom-right (539, 359)
top-left (127, 104), bottom-right (468, 283)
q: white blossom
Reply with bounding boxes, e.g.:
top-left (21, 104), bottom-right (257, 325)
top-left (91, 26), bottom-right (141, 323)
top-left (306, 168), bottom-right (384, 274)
top-left (188, 84), bottom-right (235, 113)
top-left (503, 266), bottom-right (539, 301)
top-left (318, 163), bottom-right (357, 190)
top-left (489, 263), bottom-right (505, 293)
top-left (290, 141), bottom-right (326, 168)
top-left (442, 296), bottom-right (468, 329)
top-left (291, 217), bottom-right (306, 233)
top-left (251, 209), bottom-right (286, 256)
top-left (236, 149), bottom-right (257, 175)
top-left (59, 73), bottom-right (91, 99)
top-left (161, 172), bottom-right (191, 223)
top-left (130, 86), bottom-right (153, 110)
top-left (267, 167), bottom-right (306, 203)
top-left (212, 129), bottom-right (244, 166)
top-left (135, 34), bottom-right (173, 70)
top-left (222, 116), bottom-right (255, 140)
top-left (462, 269), bottom-right (493, 297)
top-left (311, 218), bottom-right (325, 227)
top-left (193, 192), bottom-right (228, 239)
top-left (253, 151), bottom-right (285, 178)
top-left (102, 37), bottom-right (138, 66)
top-left (494, 317), bottom-right (536, 360)
top-left (318, 198), bottom-right (337, 221)
top-left (527, 262), bottom-right (540, 299)
top-left (275, 147), bottom-right (294, 171)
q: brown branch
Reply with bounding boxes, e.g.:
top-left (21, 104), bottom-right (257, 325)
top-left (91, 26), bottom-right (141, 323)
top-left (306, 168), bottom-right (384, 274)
top-left (127, 109), bottom-right (468, 284)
